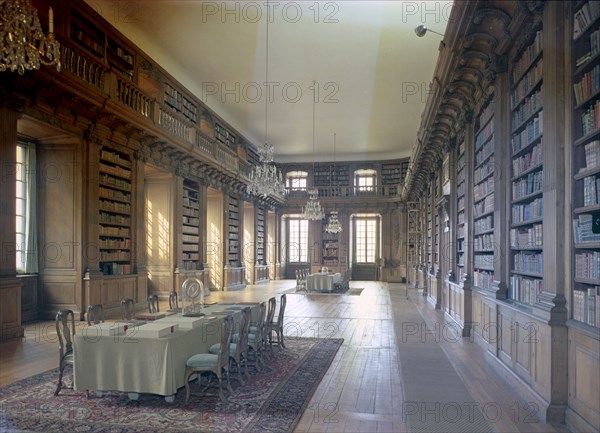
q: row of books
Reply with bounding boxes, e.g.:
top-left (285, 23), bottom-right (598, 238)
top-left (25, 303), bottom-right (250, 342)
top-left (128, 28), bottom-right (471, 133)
top-left (474, 157), bottom-right (495, 184)
top-left (182, 234), bottom-right (199, 244)
top-left (582, 175), bottom-right (600, 206)
top-left (99, 174), bottom-right (131, 191)
top-left (573, 1), bottom-right (600, 39)
top-left (99, 187), bottom-right (130, 203)
top-left (183, 197), bottom-right (199, 208)
top-left (510, 224), bottom-right (543, 249)
top-left (511, 60), bottom-right (543, 109)
top-left (513, 252), bottom-right (543, 274)
top-left (474, 233), bottom-right (494, 251)
top-left (99, 212), bottom-right (130, 226)
top-left (475, 118), bottom-right (494, 149)
top-left (474, 194), bottom-right (494, 217)
top-left (99, 199), bottom-right (130, 214)
top-left (101, 262), bottom-right (131, 275)
top-left (183, 226), bottom-right (199, 236)
top-left (474, 270), bottom-right (494, 290)
top-left (512, 87), bottom-right (542, 128)
top-left (100, 150), bottom-right (131, 168)
top-left (512, 170), bottom-right (543, 200)
top-left (99, 226), bottom-right (130, 237)
top-left (474, 254), bottom-right (495, 269)
top-left (575, 29), bottom-right (600, 68)
top-left (582, 140), bottom-right (600, 171)
top-left (510, 275), bottom-right (543, 305)
top-left (474, 215), bottom-right (493, 234)
top-left (572, 288), bottom-right (599, 328)
top-left (100, 251), bottom-right (131, 261)
top-left (475, 139), bottom-right (494, 166)
top-left (511, 111), bottom-right (543, 154)
top-left (511, 30), bottom-right (543, 84)
top-left (512, 143), bottom-right (542, 178)
top-left (183, 252), bottom-right (200, 261)
top-left (573, 64), bottom-right (600, 105)
top-left (580, 100), bottom-right (600, 136)
top-left (99, 238), bottom-right (131, 249)
top-left (575, 251), bottom-right (600, 281)
top-left (512, 197), bottom-right (543, 224)
top-left (474, 177), bottom-right (494, 201)
top-left (573, 214), bottom-right (600, 243)
top-left (477, 101), bottom-right (494, 131)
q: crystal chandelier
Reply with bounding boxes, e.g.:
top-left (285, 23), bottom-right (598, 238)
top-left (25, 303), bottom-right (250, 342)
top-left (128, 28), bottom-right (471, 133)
top-left (0, 0), bottom-right (61, 75)
top-left (325, 132), bottom-right (343, 233)
top-left (247, 0), bottom-right (285, 198)
top-left (302, 80), bottom-right (325, 220)
top-left (303, 188), bottom-right (325, 220)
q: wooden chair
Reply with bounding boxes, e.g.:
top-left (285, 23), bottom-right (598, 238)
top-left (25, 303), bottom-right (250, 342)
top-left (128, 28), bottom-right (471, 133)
top-left (54, 309), bottom-right (75, 396)
top-left (184, 315), bottom-right (234, 402)
top-left (86, 304), bottom-right (105, 326)
top-left (147, 294), bottom-right (159, 313)
top-left (269, 294), bottom-right (287, 349)
top-left (121, 298), bottom-right (134, 320)
top-left (247, 301), bottom-right (266, 371)
top-left (168, 291), bottom-right (179, 310)
top-left (263, 297), bottom-right (277, 358)
top-left (210, 306), bottom-right (251, 385)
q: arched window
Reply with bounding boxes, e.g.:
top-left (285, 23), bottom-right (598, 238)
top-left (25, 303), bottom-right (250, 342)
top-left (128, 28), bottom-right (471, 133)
top-left (354, 168), bottom-right (377, 193)
top-left (286, 171), bottom-right (308, 191)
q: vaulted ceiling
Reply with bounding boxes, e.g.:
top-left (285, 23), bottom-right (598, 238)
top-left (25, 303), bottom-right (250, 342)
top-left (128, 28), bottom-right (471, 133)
top-left (85, 0), bottom-right (451, 162)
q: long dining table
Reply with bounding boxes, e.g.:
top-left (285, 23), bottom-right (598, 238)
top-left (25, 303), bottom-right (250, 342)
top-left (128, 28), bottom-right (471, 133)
top-left (73, 302), bottom-right (260, 402)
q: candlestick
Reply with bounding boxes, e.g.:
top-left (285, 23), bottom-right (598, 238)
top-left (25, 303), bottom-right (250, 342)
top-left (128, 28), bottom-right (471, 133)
top-left (49, 7), bottom-right (54, 33)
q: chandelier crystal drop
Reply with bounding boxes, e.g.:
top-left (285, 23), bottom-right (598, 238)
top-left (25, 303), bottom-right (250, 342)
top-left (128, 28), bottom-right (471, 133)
top-left (0, 0), bottom-right (61, 75)
top-left (302, 188), bottom-right (325, 220)
top-left (325, 210), bottom-right (342, 233)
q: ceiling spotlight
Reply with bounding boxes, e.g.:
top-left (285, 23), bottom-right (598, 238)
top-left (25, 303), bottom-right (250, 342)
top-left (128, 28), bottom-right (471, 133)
top-left (415, 24), bottom-right (445, 38)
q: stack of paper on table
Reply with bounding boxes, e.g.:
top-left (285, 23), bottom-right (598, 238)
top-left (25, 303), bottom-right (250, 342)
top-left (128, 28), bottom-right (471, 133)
top-left (134, 312), bottom-right (166, 321)
top-left (122, 322), bottom-right (179, 338)
top-left (158, 315), bottom-right (204, 329)
top-left (81, 322), bottom-right (130, 338)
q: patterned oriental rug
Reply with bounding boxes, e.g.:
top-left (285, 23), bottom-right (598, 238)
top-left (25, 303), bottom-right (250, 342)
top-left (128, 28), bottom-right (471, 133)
top-left (0, 337), bottom-right (343, 433)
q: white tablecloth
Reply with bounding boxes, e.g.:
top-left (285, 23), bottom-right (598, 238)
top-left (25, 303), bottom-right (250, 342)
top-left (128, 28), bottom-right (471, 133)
top-left (73, 303), bottom-right (259, 397)
top-left (306, 272), bottom-right (341, 292)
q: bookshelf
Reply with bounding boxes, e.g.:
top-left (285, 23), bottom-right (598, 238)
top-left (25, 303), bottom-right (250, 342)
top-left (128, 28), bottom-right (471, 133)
top-left (509, 29), bottom-right (544, 305)
top-left (98, 146), bottom-right (133, 275)
top-left (572, 1), bottom-right (600, 328)
top-left (472, 98), bottom-right (496, 290)
top-left (407, 202), bottom-right (420, 268)
top-left (181, 179), bottom-right (201, 271)
top-left (164, 82), bottom-right (198, 124)
top-left (455, 139), bottom-right (466, 282)
top-left (381, 161), bottom-right (409, 195)
top-left (256, 206), bottom-right (265, 264)
top-left (69, 8), bottom-right (135, 80)
top-left (322, 217), bottom-right (340, 267)
top-left (427, 186), bottom-right (433, 270)
top-left (215, 123), bottom-right (236, 151)
top-left (227, 194), bottom-right (240, 265)
top-left (313, 164), bottom-right (350, 187)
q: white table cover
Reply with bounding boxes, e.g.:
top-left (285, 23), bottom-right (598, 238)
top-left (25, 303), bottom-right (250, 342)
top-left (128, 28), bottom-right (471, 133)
top-left (306, 272), bottom-right (341, 291)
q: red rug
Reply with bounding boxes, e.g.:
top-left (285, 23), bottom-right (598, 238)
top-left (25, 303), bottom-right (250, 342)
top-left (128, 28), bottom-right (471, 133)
top-left (0, 337), bottom-right (343, 433)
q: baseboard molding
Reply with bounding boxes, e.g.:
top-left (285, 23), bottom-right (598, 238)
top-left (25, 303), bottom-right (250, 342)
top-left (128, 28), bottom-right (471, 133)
top-left (566, 407), bottom-right (599, 433)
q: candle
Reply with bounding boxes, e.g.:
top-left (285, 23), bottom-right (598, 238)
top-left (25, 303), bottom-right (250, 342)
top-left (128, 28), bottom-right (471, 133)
top-left (49, 7), bottom-right (54, 33)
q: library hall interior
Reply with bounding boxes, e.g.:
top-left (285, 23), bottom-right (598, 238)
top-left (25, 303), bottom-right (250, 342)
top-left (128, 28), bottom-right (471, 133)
top-left (1, 0), bottom-right (600, 432)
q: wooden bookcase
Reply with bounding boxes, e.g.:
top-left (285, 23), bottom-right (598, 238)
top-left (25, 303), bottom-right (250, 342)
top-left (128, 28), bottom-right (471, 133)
top-left (215, 122), bottom-right (236, 151)
top-left (455, 139), bottom-right (466, 282)
top-left (98, 146), bottom-right (132, 275)
top-left (472, 98), bottom-right (496, 290)
top-left (571, 1), bottom-right (600, 328)
top-left (256, 206), bottom-right (265, 264)
top-left (322, 218), bottom-right (340, 267)
top-left (227, 194), bottom-right (240, 265)
top-left (69, 8), bottom-right (135, 80)
top-left (181, 179), bottom-right (201, 271)
top-left (381, 161), bottom-right (408, 196)
top-left (509, 28), bottom-right (544, 305)
top-left (164, 82), bottom-right (198, 124)
top-left (407, 202), bottom-right (420, 268)
top-left (427, 185), bottom-right (433, 269)
top-left (313, 164), bottom-right (350, 187)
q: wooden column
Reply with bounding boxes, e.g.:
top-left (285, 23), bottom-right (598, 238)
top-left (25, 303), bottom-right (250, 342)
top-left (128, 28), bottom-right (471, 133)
top-left (0, 104), bottom-right (23, 339)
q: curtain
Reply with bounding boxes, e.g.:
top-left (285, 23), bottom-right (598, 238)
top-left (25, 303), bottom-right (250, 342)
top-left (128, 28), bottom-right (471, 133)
top-left (24, 142), bottom-right (38, 274)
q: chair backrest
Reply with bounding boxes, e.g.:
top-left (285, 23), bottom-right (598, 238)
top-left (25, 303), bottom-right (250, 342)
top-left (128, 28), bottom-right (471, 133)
top-left (253, 301), bottom-right (266, 345)
top-left (276, 294), bottom-right (287, 326)
top-left (238, 307), bottom-right (251, 355)
top-left (147, 294), bottom-right (159, 313)
top-left (55, 309), bottom-right (75, 358)
top-left (266, 297), bottom-right (276, 325)
top-left (168, 291), bottom-right (178, 310)
top-left (217, 315), bottom-right (234, 371)
top-left (121, 298), bottom-right (134, 320)
top-left (86, 304), bottom-right (105, 326)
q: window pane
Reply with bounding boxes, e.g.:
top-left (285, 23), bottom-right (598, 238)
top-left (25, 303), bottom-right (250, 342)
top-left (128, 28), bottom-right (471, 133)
top-left (288, 218), bottom-right (309, 262)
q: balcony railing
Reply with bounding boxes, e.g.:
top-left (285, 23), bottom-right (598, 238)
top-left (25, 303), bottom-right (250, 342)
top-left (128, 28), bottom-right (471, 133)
top-left (286, 185), bottom-right (402, 200)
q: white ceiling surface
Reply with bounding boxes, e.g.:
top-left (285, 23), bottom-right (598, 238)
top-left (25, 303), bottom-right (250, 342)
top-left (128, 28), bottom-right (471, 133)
top-left (86, 1), bottom-right (451, 162)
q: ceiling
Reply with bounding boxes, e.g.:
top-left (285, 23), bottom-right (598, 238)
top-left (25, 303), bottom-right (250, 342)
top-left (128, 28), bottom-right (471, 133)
top-left (85, 1), bottom-right (452, 163)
